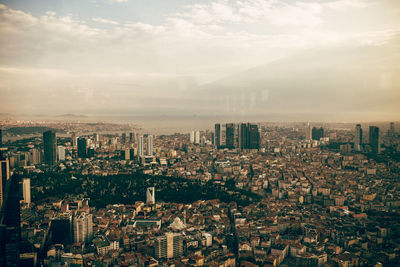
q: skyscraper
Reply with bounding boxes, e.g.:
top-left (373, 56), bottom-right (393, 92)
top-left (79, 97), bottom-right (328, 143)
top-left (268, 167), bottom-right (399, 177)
top-left (194, 131), bottom-right (200, 145)
top-left (0, 150), bottom-right (10, 208)
top-left (77, 137), bottom-right (87, 158)
top-left (248, 123), bottom-right (260, 149)
top-left (147, 135), bottom-right (153, 156)
top-left (71, 133), bottom-right (78, 148)
top-left (146, 187), bottom-right (155, 204)
top-left (305, 123), bottom-right (312, 141)
top-left (22, 178), bottom-right (31, 205)
top-left (225, 123), bottom-right (236, 149)
top-left (0, 174), bottom-right (21, 267)
top-left (312, 127), bottom-right (324, 140)
top-left (155, 232), bottom-right (184, 259)
top-left (121, 133), bottom-right (127, 144)
top-left (354, 124), bottom-right (363, 151)
top-left (190, 131), bottom-right (195, 143)
top-left (138, 136), bottom-right (144, 157)
top-left (214, 124), bottom-right (221, 148)
top-left (369, 126), bottom-right (380, 154)
top-left (43, 130), bottom-right (57, 166)
top-left (73, 213), bottom-right (93, 243)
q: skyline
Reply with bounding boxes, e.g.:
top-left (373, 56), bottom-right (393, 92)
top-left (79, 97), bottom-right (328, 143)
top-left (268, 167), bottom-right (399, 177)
top-left (0, 0), bottom-right (399, 121)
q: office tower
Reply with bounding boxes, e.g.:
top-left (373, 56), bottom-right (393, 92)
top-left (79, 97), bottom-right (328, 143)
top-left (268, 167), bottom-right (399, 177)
top-left (51, 212), bottom-right (73, 245)
top-left (200, 136), bottom-right (206, 146)
top-left (194, 131), bottom-right (200, 145)
top-left (155, 232), bottom-right (184, 259)
top-left (121, 133), bottom-right (127, 144)
top-left (73, 213), bottom-right (93, 243)
top-left (239, 123), bottom-right (248, 150)
top-left (248, 124), bottom-right (260, 149)
top-left (43, 130), bottom-right (57, 166)
top-left (129, 132), bottom-right (134, 143)
top-left (369, 126), bottom-right (380, 154)
top-left (388, 122), bottom-right (395, 137)
top-left (0, 174), bottom-right (21, 267)
top-left (77, 137), bottom-right (87, 158)
top-left (305, 123), bottom-right (312, 141)
top-left (57, 146), bottom-right (66, 161)
top-left (225, 123), bottom-right (236, 149)
top-left (147, 135), bottom-right (153, 156)
top-left (312, 127), bottom-right (324, 140)
top-left (146, 187), bottom-right (155, 204)
top-left (0, 153), bottom-right (10, 208)
top-left (211, 133), bottom-right (215, 145)
top-left (354, 124), bottom-right (363, 151)
top-left (29, 148), bottom-right (41, 165)
top-left (214, 124), bottom-right (221, 148)
top-left (190, 131), bottom-right (195, 143)
top-left (121, 149), bottom-right (130, 160)
top-left (22, 178), bottom-right (30, 205)
top-left (94, 133), bottom-right (99, 142)
top-left (138, 136), bottom-right (144, 157)
top-left (0, 129), bottom-right (2, 147)
top-left (71, 133), bottom-right (78, 147)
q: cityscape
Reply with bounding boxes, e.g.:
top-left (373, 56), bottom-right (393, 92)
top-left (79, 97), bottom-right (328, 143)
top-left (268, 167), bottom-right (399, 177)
top-left (1, 0), bottom-right (400, 267)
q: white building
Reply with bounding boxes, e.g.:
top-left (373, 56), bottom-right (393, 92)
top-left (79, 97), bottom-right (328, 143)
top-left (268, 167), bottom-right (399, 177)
top-left (22, 178), bottom-right (31, 205)
top-left (147, 135), bottom-right (153, 156)
top-left (57, 146), bottom-right (65, 161)
top-left (194, 131), bottom-right (200, 144)
top-left (190, 131), bottom-right (195, 143)
top-left (73, 213), bottom-right (93, 243)
top-left (146, 187), bottom-right (155, 204)
top-left (138, 136), bottom-right (144, 157)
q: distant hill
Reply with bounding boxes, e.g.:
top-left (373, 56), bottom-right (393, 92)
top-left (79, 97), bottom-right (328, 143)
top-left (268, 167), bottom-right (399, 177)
top-left (5, 127), bottom-right (64, 136)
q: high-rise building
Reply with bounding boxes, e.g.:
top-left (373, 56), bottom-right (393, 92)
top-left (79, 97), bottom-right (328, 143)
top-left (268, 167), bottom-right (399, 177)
top-left (194, 131), bottom-right (200, 145)
top-left (214, 124), bottom-right (221, 148)
top-left (147, 135), bottom-right (153, 156)
top-left (190, 131), bottom-right (195, 143)
top-left (354, 124), bottom-right (363, 151)
top-left (369, 126), bottom-right (380, 154)
top-left (388, 122), bottom-right (395, 137)
top-left (71, 133), bottom-right (78, 148)
top-left (121, 133), bottom-right (127, 144)
top-left (0, 129), bottom-right (2, 147)
top-left (0, 174), bottom-right (21, 267)
top-left (248, 123), bottom-right (260, 149)
top-left (0, 152), bottom-right (10, 208)
top-left (57, 146), bottom-right (66, 161)
top-left (305, 123), bottom-right (312, 141)
top-left (129, 132), bottom-right (134, 143)
top-left (312, 127), bottom-right (324, 140)
top-left (77, 137), bottom-right (87, 158)
top-left (211, 132), bottom-right (215, 145)
top-left (155, 232), bottom-right (184, 259)
top-left (146, 187), bottom-right (155, 204)
top-left (51, 212), bottom-right (73, 245)
top-left (225, 123), bottom-right (236, 149)
top-left (138, 136), bottom-right (144, 157)
top-left (73, 213), bottom-right (93, 243)
top-left (43, 130), bottom-right (57, 166)
top-left (22, 178), bottom-right (30, 205)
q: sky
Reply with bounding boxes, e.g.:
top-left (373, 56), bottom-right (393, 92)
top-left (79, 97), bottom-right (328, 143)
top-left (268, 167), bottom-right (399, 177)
top-left (0, 0), bottom-right (399, 122)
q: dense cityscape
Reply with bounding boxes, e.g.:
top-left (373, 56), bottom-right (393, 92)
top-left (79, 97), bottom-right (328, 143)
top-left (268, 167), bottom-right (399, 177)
top-left (1, 120), bottom-right (399, 266)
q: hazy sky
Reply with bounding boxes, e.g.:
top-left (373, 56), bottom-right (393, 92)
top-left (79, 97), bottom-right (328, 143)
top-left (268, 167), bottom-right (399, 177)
top-left (0, 0), bottom-right (399, 121)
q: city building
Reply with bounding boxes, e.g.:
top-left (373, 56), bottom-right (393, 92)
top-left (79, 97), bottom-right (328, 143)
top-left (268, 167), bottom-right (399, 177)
top-left (147, 135), bottom-right (153, 156)
top-left (312, 127), bottom-right (324, 140)
top-left (190, 131), bottom-right (195, 143)
top-left (138, 136), bottom-right (144, 157)
top-left (154, 232), bottom-right (184, 259)
top-left (305, 123), bottom-right (312, 141)
top-left (214, 124), bottom-right (221, 148)
top-left (43, 130), bottom-right (57, 166)
top-left (195, 131), bottom-right (200, 145)
top-left (22, 178), bottom-right (30, 205)
top-left (73, 213), bottom-right (93, 243)
top-left (77, 137), bottom-right (87, 158)
top-left (146, 187), bottom-right (155, 204)
top-left (57, 146), bottom-right (65, 161)
top-left (369, 126), bottom-right (380, 154)
top-left (354, 124), bottom-right (363, 151)
top-left (51, 212), bottom-right (73, 245)
top-left (0, 149), bottom-right (10, 208)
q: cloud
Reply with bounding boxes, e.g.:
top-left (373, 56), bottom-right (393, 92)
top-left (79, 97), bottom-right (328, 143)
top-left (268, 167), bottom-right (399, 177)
top-left (108, 0), bottom-right (129, 3)
top-left (92, 17), bottom-right (119, 25)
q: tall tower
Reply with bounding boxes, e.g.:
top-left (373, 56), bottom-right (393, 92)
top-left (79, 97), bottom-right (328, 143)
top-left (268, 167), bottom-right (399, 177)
top-left (77, 137), bottom-right (87, 158)
top-left (305, 123), bottom-right (312, 141)
top-left (22, 178), bottom-right (31, 205)
top-left (190, 131), bottom-right (195, 143)
top-left (43, 130), bottom-right (57, 166)
top-left (214, 124), bottom-right (221, 148)
top-left (369, 126), bottom-right (380, 154)
top-left (138, 136), bottom-right (144, 157)
top-left (194, 131), bottom-right (200, 145)
top-left (225, 123), bottom-right (236, 149)
top-left (146, 187), bottom-right (155, 204)
top-left (147, 135), bottom-right (153, 156)
top-left (0, 148), bottom-right (10, 208)
top-left (354, 124), bottom-right (362, 151)
top-left (248, 123), bottom-right (260, 149)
